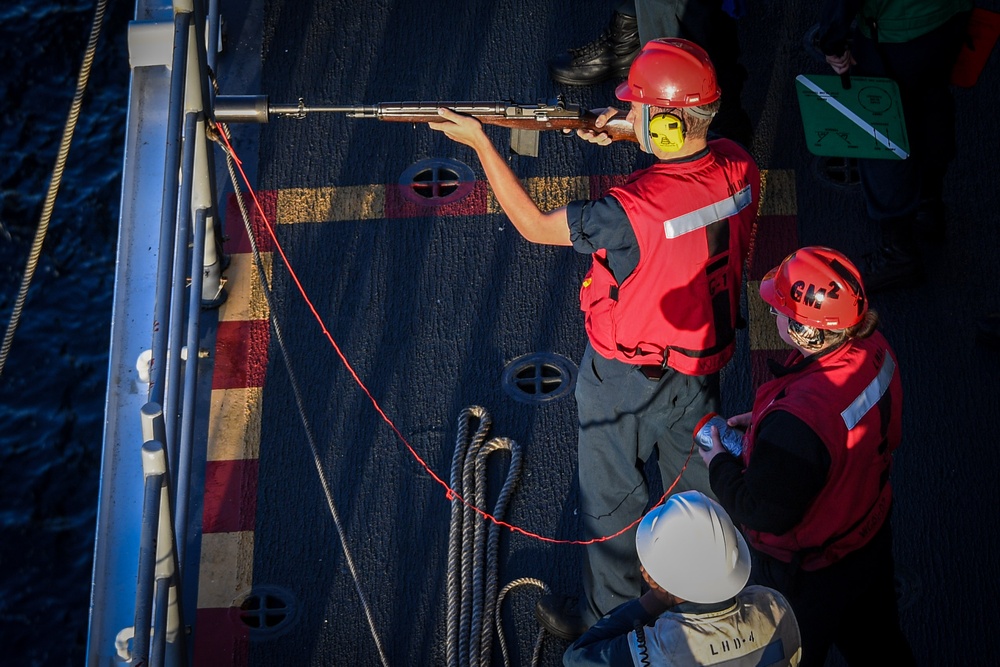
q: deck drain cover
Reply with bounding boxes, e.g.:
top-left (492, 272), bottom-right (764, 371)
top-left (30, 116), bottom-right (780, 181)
top-left (502, 352), bottom-right (577, 404)
top-left (237, 585), bottom-right (296, 639)
top-left (399, 158), bottom-right (475, 206)
top-left (812, 155), bottom-right (860, 189)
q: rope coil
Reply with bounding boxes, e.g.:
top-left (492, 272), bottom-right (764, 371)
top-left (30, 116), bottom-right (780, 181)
top-left (446, 406), bottom-right (551, 667)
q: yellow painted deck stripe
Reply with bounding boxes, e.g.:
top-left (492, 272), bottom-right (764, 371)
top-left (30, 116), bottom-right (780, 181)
top-left (197, 531), bottom-right (256, 609)
top-left (218, 253), bottom-right (273, 323)
top-left (207, 386), bottom-right (263, 462)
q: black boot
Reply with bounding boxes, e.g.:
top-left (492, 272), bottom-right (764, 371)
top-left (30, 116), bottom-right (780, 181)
top-left (863, 219), bottom-right (924, 293)
top-left (548, 11), bottom-right (640, 86)
top-left (535, 593), bottom-right (590, 640)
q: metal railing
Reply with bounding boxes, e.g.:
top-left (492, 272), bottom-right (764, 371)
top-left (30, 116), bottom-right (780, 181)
top-left (112, 1), bottom-right (225, 664)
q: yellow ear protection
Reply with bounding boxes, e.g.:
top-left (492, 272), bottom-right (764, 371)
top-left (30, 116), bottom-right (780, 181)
top-left (639, 104), bottom-right (717, 154)
top-left (639, 104), bottom-right (685, 153)
top-left (649, 111), bottom-right (686, 152)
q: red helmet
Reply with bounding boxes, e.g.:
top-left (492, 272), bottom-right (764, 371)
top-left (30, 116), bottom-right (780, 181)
top-left (616, 38), bottom-right (721, 108)
top-left (760, 246), bottom-right (868, 330)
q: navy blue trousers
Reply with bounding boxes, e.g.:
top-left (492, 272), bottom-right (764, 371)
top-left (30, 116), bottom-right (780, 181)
top-left (575, 343), bottom-right (720, 625)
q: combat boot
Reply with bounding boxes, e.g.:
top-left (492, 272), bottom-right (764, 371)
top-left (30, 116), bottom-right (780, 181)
top-left (548, 11), bottom-right (640, 86)
top-left (863, 218), bottom-right (924, 293)
top-left (535, 593), bottom-right (590, 640)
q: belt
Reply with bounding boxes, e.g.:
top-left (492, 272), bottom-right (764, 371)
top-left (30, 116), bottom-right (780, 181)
top-left (637, 364), bottom-right (668, 381)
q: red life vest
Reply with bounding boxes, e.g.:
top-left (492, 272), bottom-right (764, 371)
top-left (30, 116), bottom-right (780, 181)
top-left (742, 331), bottom-right (902, 570)
top-left (580, 139), bottom-right (760, 375)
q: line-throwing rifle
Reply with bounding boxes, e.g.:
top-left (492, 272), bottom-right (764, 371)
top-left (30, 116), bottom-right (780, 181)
top-left (213, 95), bottom-right (637, 157)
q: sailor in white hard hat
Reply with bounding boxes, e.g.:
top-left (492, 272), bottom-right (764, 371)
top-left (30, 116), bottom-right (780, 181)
top-left (564, 490), bottom-right (802, 666)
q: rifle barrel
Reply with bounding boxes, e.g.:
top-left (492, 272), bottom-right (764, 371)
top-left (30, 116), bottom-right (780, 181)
top-left (212, 95), bottom-right (376, 123)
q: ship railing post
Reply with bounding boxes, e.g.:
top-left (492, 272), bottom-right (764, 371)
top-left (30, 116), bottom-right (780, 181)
top-left (174, 207), bottom-right (208, 571)
top-left (132, 440), bottom-right (165, 665)
top-left (184, 0), bottom-right (226, 308)
top-left (164, 108), bottom-right (198, 483)
top-left (147, 8), bottom-right (191, 412)
top-left (135, 438), bottom-right (189, 667)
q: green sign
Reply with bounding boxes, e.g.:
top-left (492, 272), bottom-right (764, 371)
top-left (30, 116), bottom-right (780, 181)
top-left (795, 74), bottom-right (909, 160)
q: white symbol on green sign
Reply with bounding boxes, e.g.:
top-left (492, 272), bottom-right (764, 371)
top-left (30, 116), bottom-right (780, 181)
top-left (795, 74), bottom-right (909, 160)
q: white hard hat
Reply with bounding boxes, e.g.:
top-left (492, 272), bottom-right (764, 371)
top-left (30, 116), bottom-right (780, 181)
top-left (636, 490), bottom-right (751, 604)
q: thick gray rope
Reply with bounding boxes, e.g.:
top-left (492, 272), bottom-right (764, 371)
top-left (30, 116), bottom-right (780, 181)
top-left (496, 577), bottom-right (552, 667)
top-left (446, 406), bottom-right (535, 666)
top-left (0, 0), bottom-right (107, 378)
top-left (460, 413), bottom-right (486, 662)
top-left (476, 437), bottom-right (522, 667)
top-left (446, 406), bottom-right (491, 667)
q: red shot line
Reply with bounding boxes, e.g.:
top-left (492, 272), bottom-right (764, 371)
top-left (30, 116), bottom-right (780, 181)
top-left (217, 130), bottom-right (682, 545)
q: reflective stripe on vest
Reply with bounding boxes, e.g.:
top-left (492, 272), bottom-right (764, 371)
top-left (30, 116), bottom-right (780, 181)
top-left (663, 184), bottom-right (753, 239)
top-left (841, 352), bottom-right (895, 430)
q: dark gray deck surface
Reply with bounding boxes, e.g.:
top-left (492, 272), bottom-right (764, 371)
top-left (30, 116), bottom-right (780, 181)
top-left (214, 1), bottom-right (1000, 664)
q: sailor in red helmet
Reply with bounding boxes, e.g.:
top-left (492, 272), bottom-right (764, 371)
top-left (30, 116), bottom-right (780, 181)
top-left (700, 246), bottom-right (915, 667)
top-left (430, 37), bottom-right (760, 639)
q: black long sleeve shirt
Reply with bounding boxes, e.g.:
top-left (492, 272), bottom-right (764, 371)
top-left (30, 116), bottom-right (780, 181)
top-left (708, 410), bottom-right (831, 536)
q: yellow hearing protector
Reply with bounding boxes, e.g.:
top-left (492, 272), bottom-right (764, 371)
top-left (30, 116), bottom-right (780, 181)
top-left (648, 111), bottom-right (685, 152)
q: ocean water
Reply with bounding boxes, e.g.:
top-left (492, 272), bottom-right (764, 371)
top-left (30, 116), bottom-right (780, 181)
top-left (0, 1), bottom-right (131, 664)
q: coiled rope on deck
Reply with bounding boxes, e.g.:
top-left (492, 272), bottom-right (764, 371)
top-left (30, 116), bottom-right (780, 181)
top-left (0, 0), bottom-right (108, 379)
top-left (446, 406), bottom-right (549, 667)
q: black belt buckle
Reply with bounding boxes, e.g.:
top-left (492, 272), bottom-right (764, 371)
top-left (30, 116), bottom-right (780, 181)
top-left (638, 364), bottom-right (666, 381)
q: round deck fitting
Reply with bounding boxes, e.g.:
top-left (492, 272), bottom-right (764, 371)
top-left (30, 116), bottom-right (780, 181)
top-left (812, 155), bottom-right (861, 189)
top-left (236, 585), bottom-right (297, 639)
top-left (398, 158), bottom-right (475, 206)
top-left (502, 352), bottom-right (577, 404)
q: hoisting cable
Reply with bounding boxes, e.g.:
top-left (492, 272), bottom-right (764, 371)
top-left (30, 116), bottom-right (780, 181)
top-left (213, 118), bottom-right (390, 667)
top-left (0, 0), bottom-right (108, 379)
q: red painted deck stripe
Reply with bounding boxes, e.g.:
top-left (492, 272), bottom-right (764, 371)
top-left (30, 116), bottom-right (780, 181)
top-left (590, 173), bottom-right (630, 194)
top-left (225, 190), bottom-right (277, 254)
top-left (384, 181), bottom-right (490, 218)
top-left (202, 458), bottom-right (260, 533)
top-left (193, 607), bottom-right (249, 667)
top-left (212, 319), bottom-right (271, 390)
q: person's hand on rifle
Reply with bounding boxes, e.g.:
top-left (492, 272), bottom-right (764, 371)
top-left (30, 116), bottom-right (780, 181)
top-left (429, 108), bottom-right (491, 151)
top-left (571, 107), bottom-right (620, 146)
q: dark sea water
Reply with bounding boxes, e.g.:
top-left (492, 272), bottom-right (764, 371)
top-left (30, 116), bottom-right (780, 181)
top-left (0, 1), bottom-right (132, 664)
